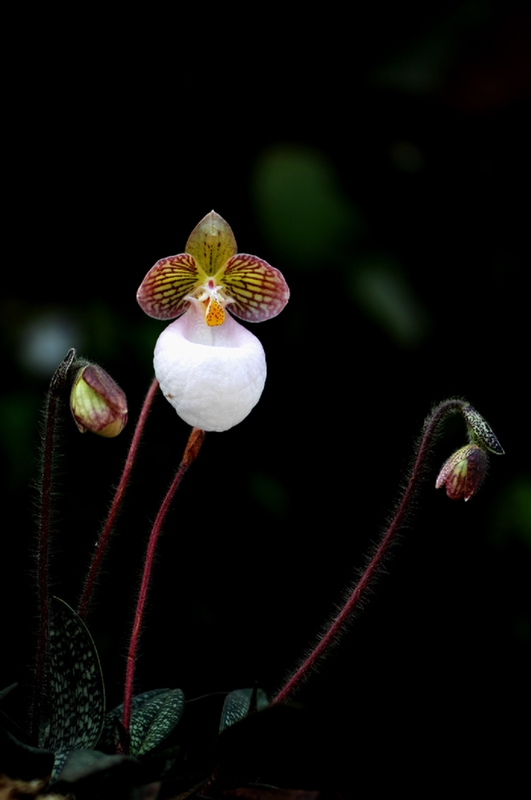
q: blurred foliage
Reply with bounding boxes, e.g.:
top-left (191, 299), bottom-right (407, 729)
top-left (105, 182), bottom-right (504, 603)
top-left (493, 477), bottom-right (531, 549)
top-left (350, 257), bottom-right (430, 346)
top-left (372, 0), bottom-right (496, 93)
top-left (253, 146), bottom-right (429, 346)
top-left (253, 146), bottom-right (362, 268)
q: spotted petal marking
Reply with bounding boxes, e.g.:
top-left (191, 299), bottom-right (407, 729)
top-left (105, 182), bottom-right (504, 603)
top-left (206, 297), bottom-right (225, 326)
top-left (185, 210), bottom-right (237, 276)
top-left (221, 254), bottom-right (290, 322)
top-left (137, 253), bottom-right (200, 320)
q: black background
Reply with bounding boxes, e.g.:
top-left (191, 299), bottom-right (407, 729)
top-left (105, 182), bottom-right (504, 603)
top-left (1, 1), bottom-right (530, 791)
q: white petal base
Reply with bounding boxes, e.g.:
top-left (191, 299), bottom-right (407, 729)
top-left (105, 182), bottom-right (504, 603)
top-left (154, 305), bottom-right (267, 432)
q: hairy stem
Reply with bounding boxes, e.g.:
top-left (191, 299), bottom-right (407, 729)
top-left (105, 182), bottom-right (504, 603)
top-left (31, 393), bottom-right (56, 741)
top-left (78, 378), bottom-right (159, 620)
top-left (31, 350), bottom-right (76, 742)
top-left (272, 398), bottom-right (467, 706)
top-left (121, 428), bottom-right (205, 743)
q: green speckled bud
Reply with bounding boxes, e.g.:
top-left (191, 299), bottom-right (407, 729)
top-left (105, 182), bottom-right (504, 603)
top-left (70, 364), bottom-right (127, 437)
top-left (462, 405), bottom-right (504, 454)
top-left (436, 444), bottom-right (488, 501)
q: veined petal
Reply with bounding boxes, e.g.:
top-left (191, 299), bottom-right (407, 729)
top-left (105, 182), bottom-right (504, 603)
top-left (185, 211), bottom-right (237, 276)
top-left (220, 254), bottom-right (290, 322)
top-left (154, 304), bottom-right (266, 432)
top-left (137, 253), bottom-right (199, 320)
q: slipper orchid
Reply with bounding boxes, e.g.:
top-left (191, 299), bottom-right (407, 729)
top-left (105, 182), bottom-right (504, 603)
top-left (137, 211), bottom-right (290, 432)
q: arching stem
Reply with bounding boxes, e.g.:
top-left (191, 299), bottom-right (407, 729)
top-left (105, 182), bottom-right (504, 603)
top-left (272, 398), bottom-right (468, 705)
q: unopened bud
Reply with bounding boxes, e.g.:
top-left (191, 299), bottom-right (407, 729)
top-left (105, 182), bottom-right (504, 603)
top-left (70, 364), bottom-right (127, 437)
top-left (435, 444), bottom-right (488, 502)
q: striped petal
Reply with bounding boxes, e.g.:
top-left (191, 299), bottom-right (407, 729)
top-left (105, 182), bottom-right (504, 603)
top-left (221, 254), bottom-right (290, 322)
top-left (137, 253), bottom-right (199, 320)
top-left (185, 211), bottom-right (237, 276)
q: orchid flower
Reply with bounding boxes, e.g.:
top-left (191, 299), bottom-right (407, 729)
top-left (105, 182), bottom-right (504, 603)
top-left (137, 211), bottom-right (290, 432)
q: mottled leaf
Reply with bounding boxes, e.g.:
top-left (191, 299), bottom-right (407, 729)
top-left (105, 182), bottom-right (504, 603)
top-left (99, 689), bottom-right (168, 750)
top-left (133, 689), bottom-right (185, 756)
top-left (219, 688), bottom-right (269, 733)
top-left (44, 597), bottom-right (105, 781)
top-left (100, 688), bottom-right (185, 757)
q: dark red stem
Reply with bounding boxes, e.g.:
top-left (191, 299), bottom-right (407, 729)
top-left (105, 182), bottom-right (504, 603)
top-left (78, 378), bottom-right (159, 620)
top-left (272, 398), bottom-right (467, 705)
top-left (121, 428), bottom-right (205, 739)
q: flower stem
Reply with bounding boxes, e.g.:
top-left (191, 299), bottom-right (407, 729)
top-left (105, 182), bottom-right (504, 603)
top-left (272, 398), bottom-right (467, 706)
top-left (31, 350), bottom-right (76, 743)
top-left (78, 378), bottom-right (159, 620)
top-left (121, 427), bottom-right (205, 744)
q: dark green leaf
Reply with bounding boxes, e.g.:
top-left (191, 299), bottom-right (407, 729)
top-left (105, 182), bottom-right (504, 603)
top-left (0, 725), bottom-right (54, 781)
top-left (44, 597), bottom-right (105, 781)
top-left (99, 689), bottom-right (168, 751)
top-left (219, 688), bottom-right (269, 733)
top-left (54, 748), bottom-right (136, 782)
top-left (100, 688), bottom-right (185, 757)
top-left (0, 683), bottom-right (17, 702)
top-left (51, 748), bottom-right (158, 799)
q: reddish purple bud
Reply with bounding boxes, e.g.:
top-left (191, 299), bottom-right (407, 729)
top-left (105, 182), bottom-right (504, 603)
top-left (70, 364), bottom-right (128, 437)
top-left (435, 444), bottom-right (488, 501)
